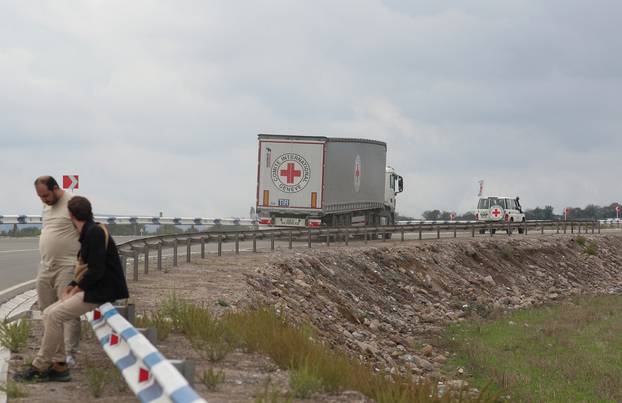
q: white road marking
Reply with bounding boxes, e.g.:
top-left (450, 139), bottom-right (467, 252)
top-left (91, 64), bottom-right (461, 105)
top-left (0, 248), bottom-right (39, 254)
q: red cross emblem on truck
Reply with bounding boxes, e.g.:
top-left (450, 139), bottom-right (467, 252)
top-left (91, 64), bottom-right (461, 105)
top-left (280, 163), bottom-right (302, 184)
top-left (491, 208), bottom-right (502, 218)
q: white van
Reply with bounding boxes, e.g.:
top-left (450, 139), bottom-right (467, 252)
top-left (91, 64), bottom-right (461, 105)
top-left (476, 196), bottom-right (525, 233)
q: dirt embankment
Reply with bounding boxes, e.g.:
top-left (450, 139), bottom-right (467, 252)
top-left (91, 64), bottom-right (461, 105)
top-left (247, 234), bottom-right (622, 379)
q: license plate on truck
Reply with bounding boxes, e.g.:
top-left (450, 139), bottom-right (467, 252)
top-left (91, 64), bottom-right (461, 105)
top-left (273, 217), bottom-right (305, 227)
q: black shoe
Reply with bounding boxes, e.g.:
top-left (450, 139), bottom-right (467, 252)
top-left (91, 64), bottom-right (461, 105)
top-left (13, 366), bottom-right (50, 383)
top-left (49, 362), bottom-right (71, 382)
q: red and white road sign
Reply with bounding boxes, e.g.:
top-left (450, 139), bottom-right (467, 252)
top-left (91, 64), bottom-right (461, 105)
top-left (450, 212), bottom-right (456, 221)
top-left (62, 175), bottom-right (79, 190)
top-left (616, 205), bottom-right (620, 219)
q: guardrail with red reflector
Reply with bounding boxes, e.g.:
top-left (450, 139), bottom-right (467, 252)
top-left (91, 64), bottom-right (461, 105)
top-left (87, 303), bottom-right (206, 403)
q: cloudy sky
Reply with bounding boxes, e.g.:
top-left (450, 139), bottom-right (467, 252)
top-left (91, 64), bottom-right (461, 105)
top-left (1, 1), bottom-right (620, 218)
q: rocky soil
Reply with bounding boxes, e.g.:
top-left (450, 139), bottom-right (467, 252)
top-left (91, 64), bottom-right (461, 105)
top-left (246, 234), bottom-right (622, 381)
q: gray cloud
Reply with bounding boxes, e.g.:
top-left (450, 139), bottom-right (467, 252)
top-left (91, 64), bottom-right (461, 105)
top-left (1, 1), bottom-right (620, 218)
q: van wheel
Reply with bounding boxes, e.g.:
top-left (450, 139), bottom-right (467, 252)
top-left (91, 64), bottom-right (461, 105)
top-left (479, 229), bottom-right (486, 234)
top-left (518, 219), bottom-right (525, 234)
top-left (491, 229), bottom-right (496, 235)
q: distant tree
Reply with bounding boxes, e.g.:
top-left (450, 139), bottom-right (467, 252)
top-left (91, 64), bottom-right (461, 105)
top-left (395, 213), bottom-right (416, 221)
top-left (422, 210), bottom-right (441, 220)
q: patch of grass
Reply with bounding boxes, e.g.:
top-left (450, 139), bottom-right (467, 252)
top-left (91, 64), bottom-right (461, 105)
top-left (254, 377), bottom-right (293, 403)
top-left (135, 311), bottom-right (173, 341)
top-left (110, 368), bottom-right (129, 393)
top-left (85, 366), bottom-right (108, 398)
top-left (0, 380), bottom-right (28, 398)
top-left (199, 367), bottom-right (225, 391)
top-left (585, 241), bottom-right (599, 256)
top-left (0, 319), bottom-right (30, 352)
top-left (575, 235), bottom-right (587, 246)
top-left (289, 359), bottom-right (323, 398)
top-left (443, 294), bottom-right (622, 402)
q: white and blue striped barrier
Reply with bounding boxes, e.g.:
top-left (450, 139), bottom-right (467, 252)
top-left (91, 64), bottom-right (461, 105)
top-left (86, 303), bottom-right (206, 403)
top-left (0, 214), bottom-right (255, 226)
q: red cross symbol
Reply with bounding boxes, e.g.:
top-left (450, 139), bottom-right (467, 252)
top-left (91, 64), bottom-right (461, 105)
top-left (355, 164), bottom-right (360, 178)
top-left (138, 367), bottom-right (150, 383)
top-left (491, 208), bottom-right (501, 218)
top-left (280, 163), bottom-right (301, 184)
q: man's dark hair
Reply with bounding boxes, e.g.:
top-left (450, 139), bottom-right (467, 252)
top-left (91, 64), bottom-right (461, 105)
top-left (67, 196), bottom-right (94, 221)
top-left (33, 176), bottom-right (59, 191)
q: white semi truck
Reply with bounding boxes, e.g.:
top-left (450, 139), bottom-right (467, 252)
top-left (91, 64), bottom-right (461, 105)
top-left (256, 134), bottom-right (404, 228)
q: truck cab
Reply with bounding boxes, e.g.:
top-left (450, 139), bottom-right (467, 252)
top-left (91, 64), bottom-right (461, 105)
top-left (384, 166), bottom-right (404, 218)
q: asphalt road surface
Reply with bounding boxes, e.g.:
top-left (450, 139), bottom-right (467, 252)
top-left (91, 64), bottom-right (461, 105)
top-left (0, 236), bottom-right (138, 291)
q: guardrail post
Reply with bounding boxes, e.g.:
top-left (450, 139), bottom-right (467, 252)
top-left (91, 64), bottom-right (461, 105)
top-left (563, 222), bottom-right (567, 234)
top-left (571, 222), bottom-right (574, 234)
top-left (454, 224), bottom-right (457, 238)
top-left (271, 232), bottom-right (275, 251)
top-left (186, 238), bottom-right (192, 263)
top-left (437, 225), bottom-right (440, 239)
top-left (289, 231), bottom-right (293, 249)
top-left (489, 223), bottom-right (493, 237)
top-left (173, 239), bottom-right (178, 267)
top-left (383, 228), bottom-right (387, 242)
top-left (133, 250), bottom-right (139, 281)
top-left (471, 223), bottom-right (475, 237)
top-left (308, 230), bottom-right (312, 248)
top-left (591, 222), bottom-right (595, 234)
top-left (253, 232), bottom-right (257, 252)
top-left (401, 228), bottom-right (405, 242)
top-left (418, 223), bottom-right (422, 240)
top-left (541, 223), bottom-right (544, 235)
top-left (556, 222), bottom-right (560, 234)
top-left (121, 255), bottom-right (127, 276)
top-left (598, 221), bottom-right (601, 234)
top-left (524, 221), bottom-right (527, 235)
top-left (235, 233), bottom-right (240, 255)
top-left (364, 228), bottom-right (368, 244)
top-left (326, 229), bottom-right (330, 246)
top-left (507, 221), bottom-right (511, 236)
top-left (218, 234), bottom-right (222, 256)
top-left (144, 245), bottom-right (149, 274)
top-left (200, 237), bottom-right (205, 259)
top-left (345, 228), bottom-right (349, 245)
top-left (157, 243), bottom-right (163, 271)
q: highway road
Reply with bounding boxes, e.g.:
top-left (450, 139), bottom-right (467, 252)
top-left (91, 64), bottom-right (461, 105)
top-left (0, 236), bottom-right (138, 291)
top-left (2, 227), bottom-right (618, 291)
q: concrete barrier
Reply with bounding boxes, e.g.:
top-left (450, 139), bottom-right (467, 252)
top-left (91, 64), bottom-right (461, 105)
top-left (87, 303), bottom-right (206, 403)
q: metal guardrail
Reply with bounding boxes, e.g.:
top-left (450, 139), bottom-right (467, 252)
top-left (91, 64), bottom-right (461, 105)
top-left (0, 215), bottom-right (254, 226)
top-left (116, 219), bottom-right (605, 282)
top-left (87, 303), bottom-right (206, 403)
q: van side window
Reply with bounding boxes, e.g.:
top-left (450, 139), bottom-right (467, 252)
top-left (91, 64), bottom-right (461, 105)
top-left (507, 199), bottom-right (516, 209)
top-left (478, 199), bottom-right (488, 209)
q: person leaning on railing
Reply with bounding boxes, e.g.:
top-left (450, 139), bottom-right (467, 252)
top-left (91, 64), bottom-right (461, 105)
top-left (14, 195), bottom-right (129, 383)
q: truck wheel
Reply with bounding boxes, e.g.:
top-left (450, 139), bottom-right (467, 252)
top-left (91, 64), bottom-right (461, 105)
top-left (384, 232), bottom-right (392, 240)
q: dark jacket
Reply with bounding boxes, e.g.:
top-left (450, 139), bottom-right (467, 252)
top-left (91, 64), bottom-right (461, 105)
top-left (69, 220), bottom-right (129, 304)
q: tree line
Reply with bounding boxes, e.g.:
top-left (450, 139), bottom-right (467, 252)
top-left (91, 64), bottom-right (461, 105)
top-left (398, 202), bottom-right (620, 221)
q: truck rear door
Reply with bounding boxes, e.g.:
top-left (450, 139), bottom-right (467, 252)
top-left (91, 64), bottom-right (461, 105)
top-left (257, 138), bottom-right (325, 211)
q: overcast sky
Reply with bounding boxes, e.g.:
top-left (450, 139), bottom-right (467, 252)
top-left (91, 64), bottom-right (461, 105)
top-left (1, 1), bottom-right (620, 218)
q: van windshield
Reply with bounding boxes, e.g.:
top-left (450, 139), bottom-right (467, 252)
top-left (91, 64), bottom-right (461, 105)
top-left (487, 197), bottom-right (502, 208)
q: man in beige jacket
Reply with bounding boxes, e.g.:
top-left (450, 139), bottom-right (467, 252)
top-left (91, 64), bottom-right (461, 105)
top-left (34, 176), bottom-right (81, 365)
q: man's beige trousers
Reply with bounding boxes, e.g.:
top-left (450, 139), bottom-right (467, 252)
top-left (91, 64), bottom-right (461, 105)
top-left (36, 265), bottom-right (81, 355)
top-left (33, 292), bottom-right (97, 370)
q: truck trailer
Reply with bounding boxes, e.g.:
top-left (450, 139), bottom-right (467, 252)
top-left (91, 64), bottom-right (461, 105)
top-left (256, 134), bottom-right (404, 228)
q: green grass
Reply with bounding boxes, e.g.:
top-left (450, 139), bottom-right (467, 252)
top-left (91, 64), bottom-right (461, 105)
top-left (443, 294), bottom-right (622, 402)
top-left (157, 293), bottom-right (496, 403)
top-left (199, 367), bottom-right (226, 391)
top-left (85, 366), bottom-right (108, 398)
top-left (0, 319), bottom-right (30, 352)
top-left (0, 380), bottom-right (28, 398)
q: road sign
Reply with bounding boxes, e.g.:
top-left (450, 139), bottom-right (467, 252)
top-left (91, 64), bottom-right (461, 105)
top-left (564, 207), bottom-right (570, 221)
top-left (616, 205), bottom-right (620, 219)
top-left (62, 175), bottom-right (79, 190)
top-left (450, 212), bottom-right (456, 221)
